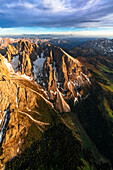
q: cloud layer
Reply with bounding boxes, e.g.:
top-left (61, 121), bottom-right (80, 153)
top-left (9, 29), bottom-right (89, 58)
top-left (0, 0), bottom-right (113, 28)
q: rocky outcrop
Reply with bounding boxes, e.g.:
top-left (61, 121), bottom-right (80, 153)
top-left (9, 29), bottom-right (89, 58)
top-left (19, 51), bottom-right (32, 76)
top-left (0, 40), bottom-right (92, 168)
top-left (1, 41), bottom-right (91, 113)
top-left (17, 40), bottom-right (33, 53)
top-left (0, 54), bottom-right (42, 165)
top-left (56, 89), bottom-right (70, 112)
top-left (6, 45), bottom-right (18, 62)
top-left (33, 43), bottom-right (39, 54)
top-left (40, 46), bottom-right (90, 109)
top-left (43, 57), bottom-right (57, 92)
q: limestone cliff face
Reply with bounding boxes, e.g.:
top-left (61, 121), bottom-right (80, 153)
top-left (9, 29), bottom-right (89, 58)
top-left (38, 46), bottom-right (90, 112)
top-left (0, 54), bottom-right (39, 166)
top-left (0, 41), bottom-right (92, 168)
top-left (0, 54), bottom-right (11, 78)
top-left (1, 41), bottom-right (91, 113)
top-left (17, 40), bottom-right (33, 53)
top-left (59, 55), bottom-right (68, 89)
top-left (19, 51), bottom-right (32, 76)
top-left (56, 89), bottom-right (70, 112)
top-left (43, 57), bottom-right (57, 92)
top-left (6, 45), bottom-right (18, 62)
top-left (33, 43), bottom-right (39, 54)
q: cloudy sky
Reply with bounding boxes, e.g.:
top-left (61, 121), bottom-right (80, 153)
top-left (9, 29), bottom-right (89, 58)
top-left (0, 0), bottom-right (113, 37)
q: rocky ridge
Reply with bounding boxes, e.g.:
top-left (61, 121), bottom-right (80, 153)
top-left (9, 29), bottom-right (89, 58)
top-left (0, 40), bottom-right (91, 168)
top-left (80, 38), bottom-right (113, 56)
top-left (0, 40), bottom-right (112, 169)
top-left (5, 41), bottom-right (91, 112)
top-left (0, 52), bottom-right (52, 167)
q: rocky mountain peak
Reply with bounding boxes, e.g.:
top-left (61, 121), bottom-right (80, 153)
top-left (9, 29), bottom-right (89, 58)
top-left (0, 41), bottom-right (91, 160)
top-left (0, 38), bottom-right (113, 169)
top-left (6, 45), bottom-right (18, 62)
top-left (3, 40), bottom-right (91, 114)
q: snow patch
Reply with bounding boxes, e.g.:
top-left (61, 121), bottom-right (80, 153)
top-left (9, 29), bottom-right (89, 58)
top-left (41, 52), bottom-right (44, 58)
top-left (109, 49), bottom-right (113, 52)
top-left (16, 87), bottom-right (19, 108)
top-left (74, 97), bottom-right (78, 105)
top-left (17, 147), bottom-right (19, 153)
top-left (3, 58), bottom-right (14, 74)
top-left (53, 62), bottom-right (58, 81)
top-left (11, 55), bottom-right (19, 72)
top-left (0, 107), bottom-right (10, 143)
top-left (33, 54), bottom-right (46, 81)
top-left (21, 74), bottom-right (33, 81)
top-left (27, 108), bottom-right (31, 112)
top-left (81, 72), bottom-right (91, 84)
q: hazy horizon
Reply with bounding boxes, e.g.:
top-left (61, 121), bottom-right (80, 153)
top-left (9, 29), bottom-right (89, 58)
top-left (0, 31), bottom-right (113, 39)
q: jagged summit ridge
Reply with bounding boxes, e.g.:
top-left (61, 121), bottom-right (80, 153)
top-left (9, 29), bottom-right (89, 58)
top-left (4, 40), bottom-right (91, 112)
top-left (0, 42), bottom-right (91, 156)
top-left (0, 39), bottom-right (113, 169)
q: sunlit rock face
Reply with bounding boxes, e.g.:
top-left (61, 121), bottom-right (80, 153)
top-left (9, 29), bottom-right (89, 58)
top-left (0, 54), bottom-right (38, 163)
top-left (3, 41), bottom-right (91, 113)
top-left (0, 41), bottom-right (91, 166)
top-left (0, 40), bottom-right (91, 115)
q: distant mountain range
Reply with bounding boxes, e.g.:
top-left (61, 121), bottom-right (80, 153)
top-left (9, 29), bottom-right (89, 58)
top-left (0, 36), bottom-right (95, 50)
top-left (80, 38), bottom-right (113, 55)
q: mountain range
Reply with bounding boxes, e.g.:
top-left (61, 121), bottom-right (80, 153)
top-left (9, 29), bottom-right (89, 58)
top-left (0, 38), bottom-right (113, 169)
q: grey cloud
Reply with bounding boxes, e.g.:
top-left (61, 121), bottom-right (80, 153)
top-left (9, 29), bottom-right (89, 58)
top-left (0, 0), bottom-right (113, 28)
